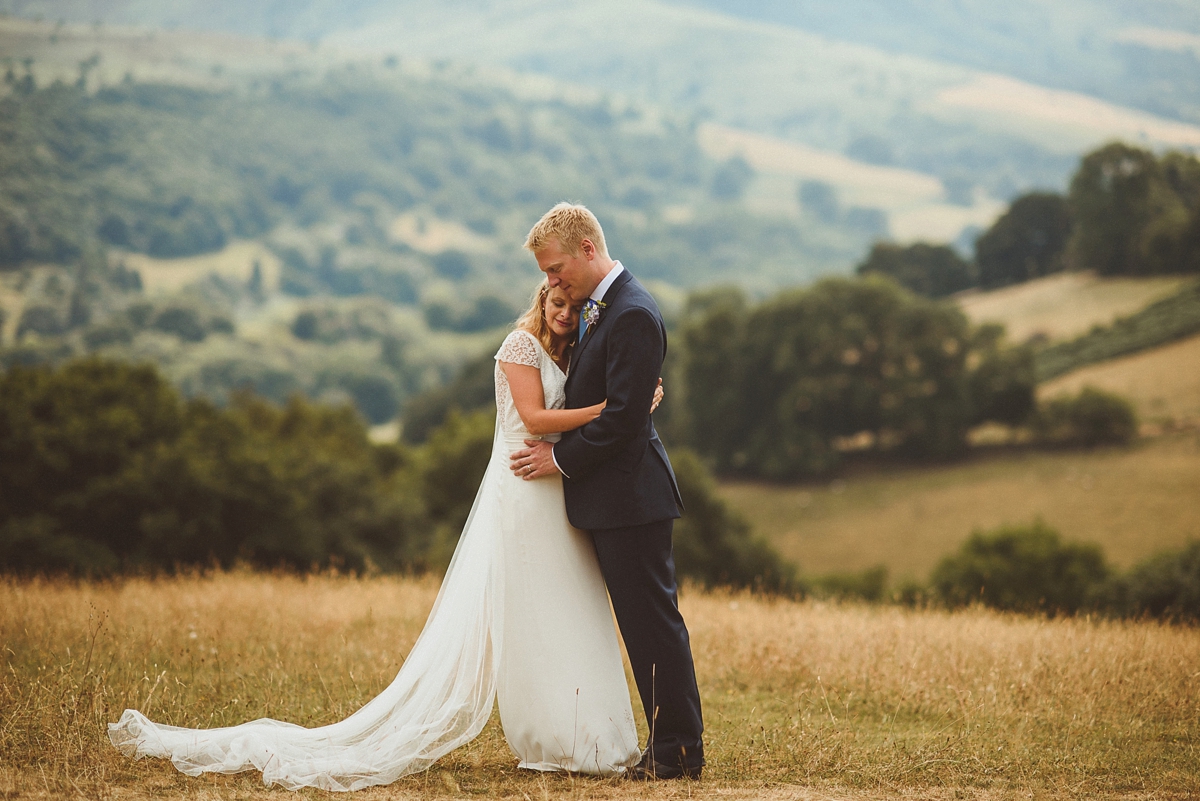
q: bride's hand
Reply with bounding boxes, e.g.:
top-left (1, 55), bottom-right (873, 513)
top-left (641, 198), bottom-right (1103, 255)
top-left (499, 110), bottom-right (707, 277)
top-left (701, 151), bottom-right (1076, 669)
top-left (651, 378), bottom-right (664, 413)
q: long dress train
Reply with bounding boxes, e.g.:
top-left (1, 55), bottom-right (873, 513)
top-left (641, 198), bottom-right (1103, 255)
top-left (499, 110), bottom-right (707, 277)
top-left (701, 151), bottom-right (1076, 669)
top-left (108, 329), bottom-right (640, 791)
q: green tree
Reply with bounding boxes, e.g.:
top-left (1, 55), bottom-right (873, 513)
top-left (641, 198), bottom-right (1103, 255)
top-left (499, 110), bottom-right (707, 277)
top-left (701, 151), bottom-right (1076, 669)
top-left (1141, 151), bottom-right (1200, 275)
top-left (967, 323), bottom-right (1036, 426)
top-left (401, 350), bottom-right (499, 444)
top-left (974, 192), bottom-right (1072, 288)
top-left (930, 520), bottom-right (1110, 615)
top-left (856, 242), bottom-right (977, 298)
top-left (0, 358), bottom-right (425, 574)
top-left (670, 449), bottom-right (798, 594)
top-left (1065, 144), bottom-right (1200, 276)
top-left (677, 287), bottom-right (749, 471)
top-left (417, 408), bottom-right (496, 568)
top-left (677, 276), bottom-right (1035, 479)
top-left (732, 277), bottom-right (975, 477)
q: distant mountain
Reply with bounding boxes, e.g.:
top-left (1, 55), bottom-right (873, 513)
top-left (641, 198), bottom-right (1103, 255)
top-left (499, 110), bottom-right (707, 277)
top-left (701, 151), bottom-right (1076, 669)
top-left (5, 0), bottom-right (1199, 239)
top-left (677, 0), bottom-right (1200, 126)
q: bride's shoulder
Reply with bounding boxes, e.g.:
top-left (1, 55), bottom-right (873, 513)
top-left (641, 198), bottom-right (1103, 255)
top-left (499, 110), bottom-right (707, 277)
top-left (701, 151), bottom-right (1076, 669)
top-left (495, 329), bottom-right (545, 367)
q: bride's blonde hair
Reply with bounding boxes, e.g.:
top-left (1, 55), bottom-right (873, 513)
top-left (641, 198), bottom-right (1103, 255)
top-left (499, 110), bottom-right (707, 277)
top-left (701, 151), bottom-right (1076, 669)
top-left (514, 280), bottom-right (574, 361)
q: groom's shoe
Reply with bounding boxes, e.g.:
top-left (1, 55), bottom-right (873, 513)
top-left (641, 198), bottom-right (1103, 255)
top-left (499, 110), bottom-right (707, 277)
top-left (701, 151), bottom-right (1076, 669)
top-left (624, 751), bottom-right (702, 781)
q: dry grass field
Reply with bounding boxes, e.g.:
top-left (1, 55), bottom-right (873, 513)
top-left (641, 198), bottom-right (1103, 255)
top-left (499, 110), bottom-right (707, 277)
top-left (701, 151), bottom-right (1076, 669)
top-left (2, 572), bottom-right (1197, 800)
top-left (720, 431), bottom-right (1200, 579)
top-left (1039, 332), bottom-right (1200, 426)
top-left (956, 273), bottom-right (1192, 344)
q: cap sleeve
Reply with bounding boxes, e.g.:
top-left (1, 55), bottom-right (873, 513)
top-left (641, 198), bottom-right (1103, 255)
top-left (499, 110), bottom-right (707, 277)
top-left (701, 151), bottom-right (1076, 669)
top-left (495, 330), bottom-right (542, 368)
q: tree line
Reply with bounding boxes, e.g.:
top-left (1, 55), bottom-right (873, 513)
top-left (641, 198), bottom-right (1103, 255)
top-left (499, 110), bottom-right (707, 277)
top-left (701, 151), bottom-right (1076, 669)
top-left (402, 272), bottom-right (1137, 484)
top-left (664, 276), bottom-right (1134, 481)
top-left (857, 142), bottom-right (1200, 299)
top-left (2, 354), bottom-right (1181, 622)
top-left (0, 357), bottom-right (783, 591)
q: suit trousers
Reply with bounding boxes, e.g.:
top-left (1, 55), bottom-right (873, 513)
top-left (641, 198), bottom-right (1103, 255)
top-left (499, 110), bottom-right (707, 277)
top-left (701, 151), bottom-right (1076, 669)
top-left (590, 519), bottom-right (704, 770)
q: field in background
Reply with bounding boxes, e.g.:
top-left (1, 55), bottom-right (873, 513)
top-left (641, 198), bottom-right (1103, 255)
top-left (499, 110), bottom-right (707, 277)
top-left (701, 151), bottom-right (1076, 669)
top-left (122, 240), bottom-right (283, 295)
top-left (720, 431), bottom-right (1200, 579)
top-left (956, 272), bottom-right (1192, 344)
top-left (931, 73), bottom-right (1200, 153)
top-left (2, 573), bottom-right (1196, 800)
top-left (697, 123), bottom-right (1005, 244)
top-left (1039, 332), bottom-right (1200, 425)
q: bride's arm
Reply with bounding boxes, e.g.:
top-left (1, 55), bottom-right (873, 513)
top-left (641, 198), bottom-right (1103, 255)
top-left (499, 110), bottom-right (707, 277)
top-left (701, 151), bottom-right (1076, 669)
top-left (502, 362), bottom-right (605, 435)
top-left (503, 364), bottom-right (665, 435)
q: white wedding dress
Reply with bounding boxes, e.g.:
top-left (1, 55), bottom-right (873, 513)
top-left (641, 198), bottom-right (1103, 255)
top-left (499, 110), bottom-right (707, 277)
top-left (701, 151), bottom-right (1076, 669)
top-left (108, 329), bottom-right (640, 791)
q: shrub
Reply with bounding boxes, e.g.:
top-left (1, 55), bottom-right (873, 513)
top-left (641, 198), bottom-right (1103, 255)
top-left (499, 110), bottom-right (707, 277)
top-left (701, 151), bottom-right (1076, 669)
top-left (1032, 386), bottom-right (1137, 447)
top-left (670, 449), bottom-right (799, 594)
top-left (810, 565), bottom-right (888, 602)
top-left (1115, 542), bottom-right (1200, 622)
top-left (930, 520), bottom-right (1110, 615)
top-left (418, 408), bottom-right (497, 569)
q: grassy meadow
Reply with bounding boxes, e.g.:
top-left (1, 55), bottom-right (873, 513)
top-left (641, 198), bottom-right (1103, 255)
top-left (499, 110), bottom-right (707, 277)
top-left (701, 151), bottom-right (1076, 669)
top-left (2, 572), bottom-right (1198, 800)
top-left (956, 273), bottom-right (1192, 344)
top-left (1039, 333), bottom-right (1200, 426)
top-left (720, 431), bottom-right (1200, 579)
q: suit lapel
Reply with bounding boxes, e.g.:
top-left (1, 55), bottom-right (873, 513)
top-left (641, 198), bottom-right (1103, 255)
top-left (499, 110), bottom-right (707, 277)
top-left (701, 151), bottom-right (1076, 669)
top-left (567, 269), bottom-right (634, 389)
top-left (573, 270), bottom-right (633, 362)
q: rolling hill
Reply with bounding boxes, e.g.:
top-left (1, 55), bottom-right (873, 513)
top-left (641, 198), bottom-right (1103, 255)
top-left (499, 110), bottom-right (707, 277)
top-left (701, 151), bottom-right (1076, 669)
top-left (9, 0), bottom-right (1200, 252)
top-left (718, 273), bottom-right (1200, 578)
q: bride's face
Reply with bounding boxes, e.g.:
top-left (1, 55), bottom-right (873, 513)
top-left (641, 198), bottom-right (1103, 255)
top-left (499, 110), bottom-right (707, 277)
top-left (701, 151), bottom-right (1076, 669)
top-left (543, 289), bottom-right (581, 340)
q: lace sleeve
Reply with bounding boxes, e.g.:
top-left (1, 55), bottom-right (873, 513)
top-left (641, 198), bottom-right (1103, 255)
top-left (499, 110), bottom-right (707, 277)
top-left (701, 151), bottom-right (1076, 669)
top-left (495, 330), bottom-right (542, 368)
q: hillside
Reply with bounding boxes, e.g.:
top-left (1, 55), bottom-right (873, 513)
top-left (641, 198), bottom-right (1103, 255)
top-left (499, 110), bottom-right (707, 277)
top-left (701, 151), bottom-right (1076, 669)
top-left (0, 17), bottom-right (887, 421)
top-left (11, 0), bottom-right (1200, 253)
top-left (1039, 331), bottom-right (1200, 425)
top-left (708, 271), bottom-right (1200, 581)
top-left (720, 430), bottom-right (1200, 579)
top-left (684, 0), bottom-right (1200, 126)
top-left (957, 272), bottom-right (1193, 343)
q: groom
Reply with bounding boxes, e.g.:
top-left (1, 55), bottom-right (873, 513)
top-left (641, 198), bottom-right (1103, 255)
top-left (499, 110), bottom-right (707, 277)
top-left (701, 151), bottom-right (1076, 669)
top-left (510, 203), bottom-right (704, 780)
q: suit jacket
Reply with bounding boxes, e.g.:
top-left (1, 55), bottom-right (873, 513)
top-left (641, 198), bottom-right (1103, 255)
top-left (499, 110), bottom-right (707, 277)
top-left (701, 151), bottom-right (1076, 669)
top-left (554, 269), bottom-right (683, 531)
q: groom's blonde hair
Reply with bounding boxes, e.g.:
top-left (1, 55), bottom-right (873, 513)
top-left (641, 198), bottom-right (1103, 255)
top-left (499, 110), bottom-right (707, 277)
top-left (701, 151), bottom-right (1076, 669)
top-left (524, 202), bottom-right (609, 258)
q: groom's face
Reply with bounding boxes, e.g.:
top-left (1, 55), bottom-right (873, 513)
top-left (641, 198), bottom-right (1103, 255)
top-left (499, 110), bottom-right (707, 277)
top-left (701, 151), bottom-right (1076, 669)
top-left (535, 237), bottom-right (597, 303)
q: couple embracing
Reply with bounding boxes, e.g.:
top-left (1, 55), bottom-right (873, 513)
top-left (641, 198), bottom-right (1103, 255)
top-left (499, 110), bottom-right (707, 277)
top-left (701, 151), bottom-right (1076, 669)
top-left (109, 204), bottom-right (706, 789)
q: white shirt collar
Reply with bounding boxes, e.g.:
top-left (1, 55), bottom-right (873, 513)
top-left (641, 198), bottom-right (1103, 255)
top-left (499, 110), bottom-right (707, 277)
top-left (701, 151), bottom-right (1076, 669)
top-left (591, 261), bottom-right (624, 304)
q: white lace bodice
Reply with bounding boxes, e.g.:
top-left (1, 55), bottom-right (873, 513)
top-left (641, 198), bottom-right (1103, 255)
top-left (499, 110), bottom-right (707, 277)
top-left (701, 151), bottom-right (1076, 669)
top-left (494, 330), bottom-right (567, 437)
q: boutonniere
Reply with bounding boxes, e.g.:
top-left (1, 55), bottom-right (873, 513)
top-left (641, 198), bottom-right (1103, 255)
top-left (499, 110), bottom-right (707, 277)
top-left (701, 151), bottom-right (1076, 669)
top-left (583, 299), bottom-right (606, 329)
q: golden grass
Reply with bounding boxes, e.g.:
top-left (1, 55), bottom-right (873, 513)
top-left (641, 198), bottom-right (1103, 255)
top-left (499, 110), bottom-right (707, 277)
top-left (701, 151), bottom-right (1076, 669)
top-left (720, 431), bottom-right (1200, 578)
top-left (956, 273), bottom-right (1192, 344)
top-left (1039, 332), bottom-right (1200, 426)
top-left (2, 572), bottom-right (1197, 800)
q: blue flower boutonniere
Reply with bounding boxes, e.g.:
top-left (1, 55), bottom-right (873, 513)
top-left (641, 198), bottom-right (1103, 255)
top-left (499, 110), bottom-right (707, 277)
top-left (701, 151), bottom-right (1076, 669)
top-left (583, 298), bottom-right (606, 329)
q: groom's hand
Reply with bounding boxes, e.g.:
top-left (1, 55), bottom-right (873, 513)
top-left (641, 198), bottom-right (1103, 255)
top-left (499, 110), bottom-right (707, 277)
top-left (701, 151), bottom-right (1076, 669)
top-left (511, 439), bottom-right (558, 480)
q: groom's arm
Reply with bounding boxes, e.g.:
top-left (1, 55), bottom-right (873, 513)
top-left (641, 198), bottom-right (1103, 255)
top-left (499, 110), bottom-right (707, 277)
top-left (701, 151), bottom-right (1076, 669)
top-left (553, 306), bottom-right (663, 479)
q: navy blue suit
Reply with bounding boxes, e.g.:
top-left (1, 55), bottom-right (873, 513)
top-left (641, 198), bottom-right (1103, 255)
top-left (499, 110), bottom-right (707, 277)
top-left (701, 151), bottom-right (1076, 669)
top-left (554, 268), bottom-right (704, 771)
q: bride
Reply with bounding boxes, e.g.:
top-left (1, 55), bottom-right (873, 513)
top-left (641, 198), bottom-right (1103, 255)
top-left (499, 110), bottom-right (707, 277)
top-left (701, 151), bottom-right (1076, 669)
top-left (108, 281), bottom-right (660, 790)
